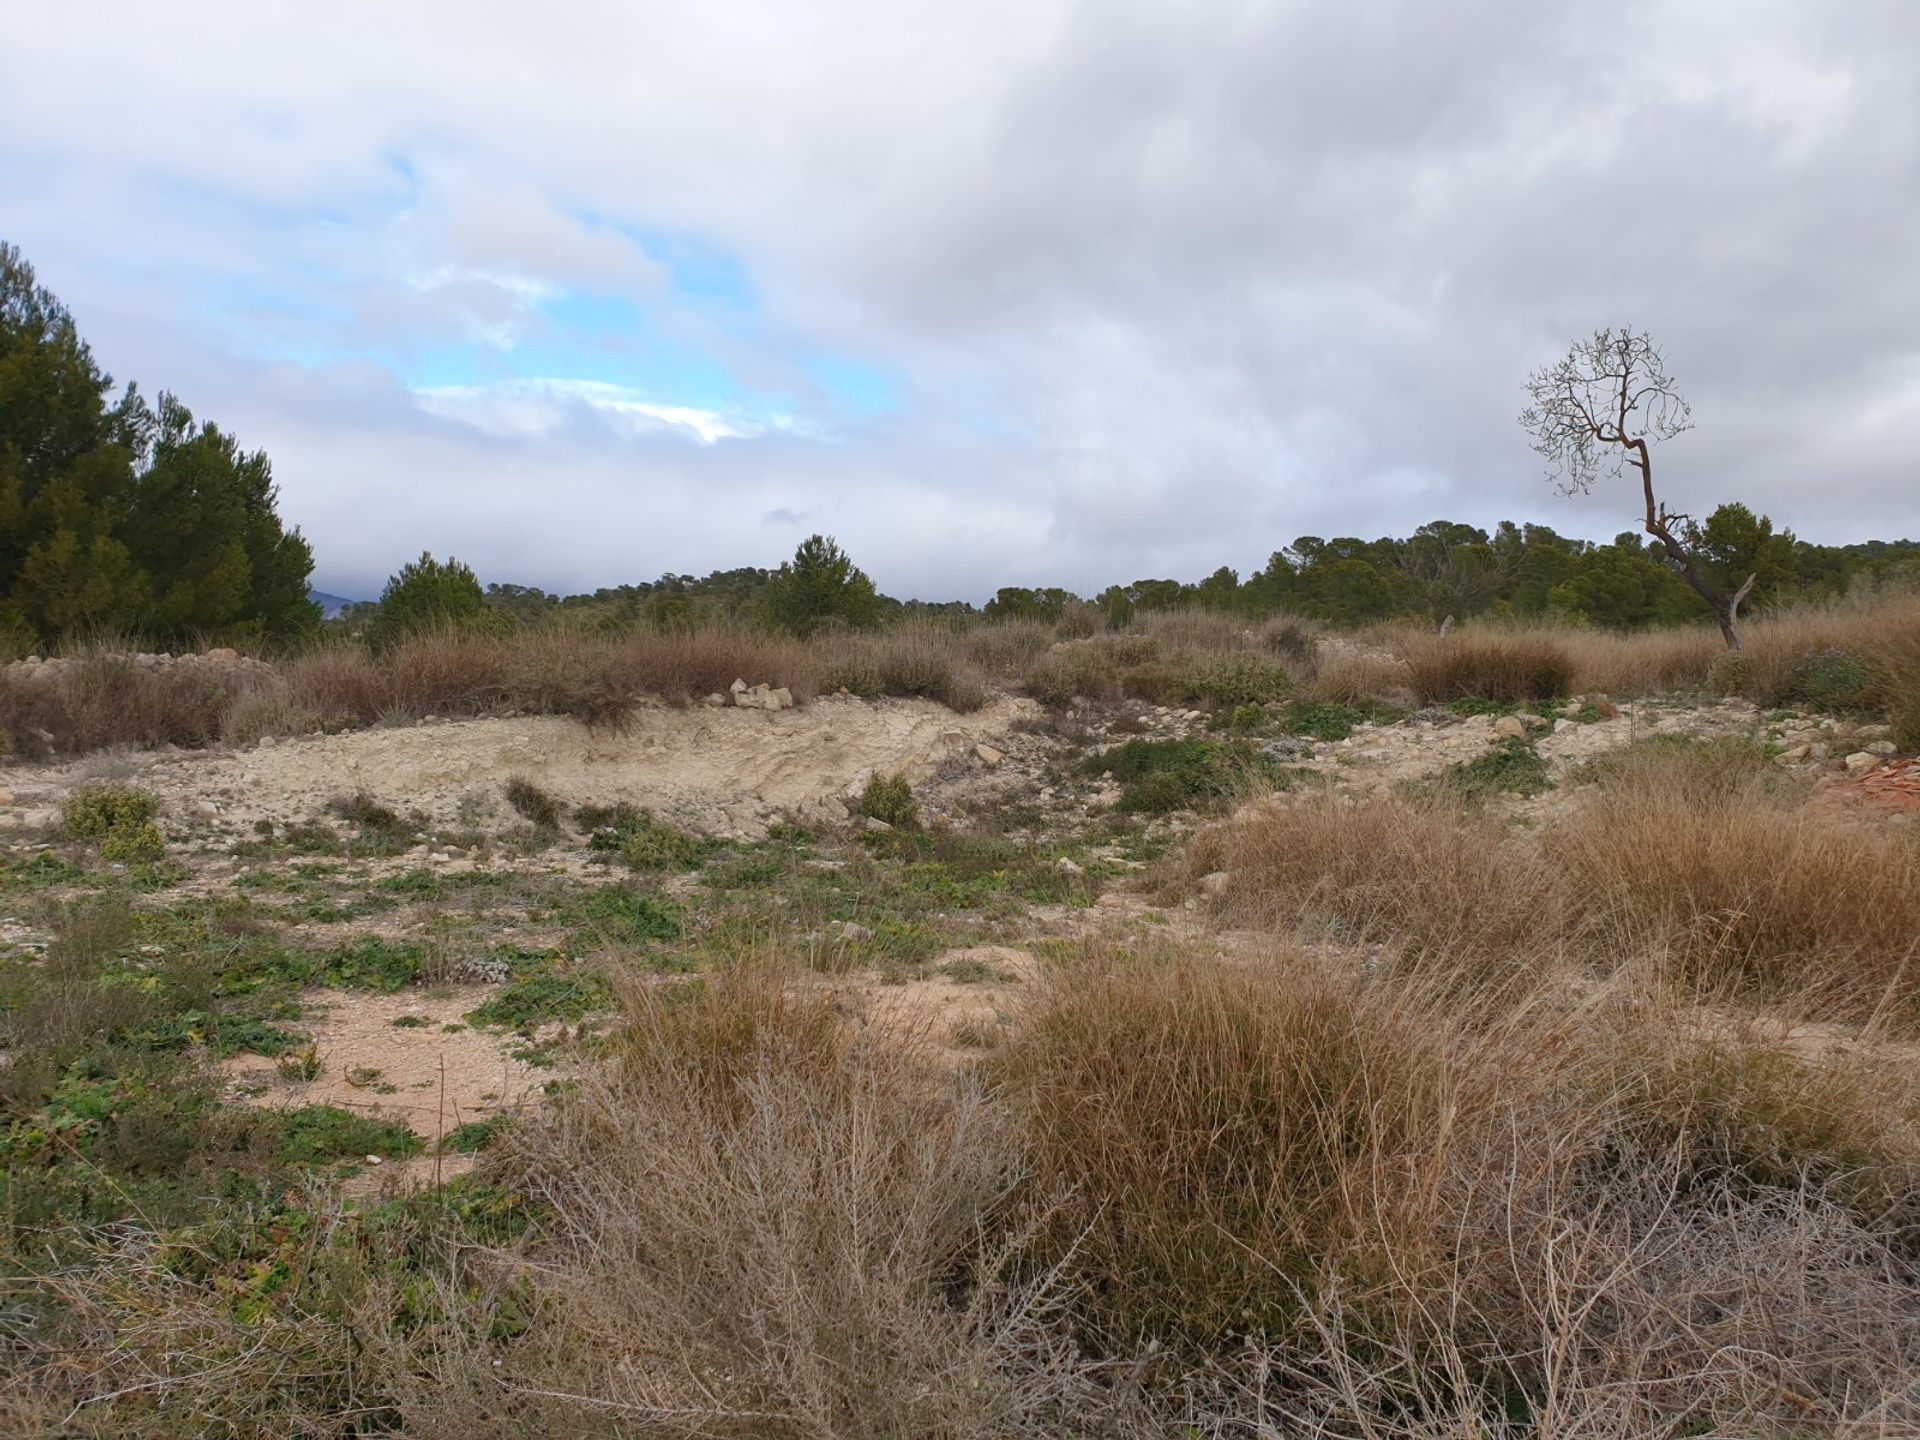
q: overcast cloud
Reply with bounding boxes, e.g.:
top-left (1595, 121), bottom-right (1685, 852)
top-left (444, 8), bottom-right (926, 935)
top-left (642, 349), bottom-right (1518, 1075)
top-left (4, 1), bottom-right (1916, 601)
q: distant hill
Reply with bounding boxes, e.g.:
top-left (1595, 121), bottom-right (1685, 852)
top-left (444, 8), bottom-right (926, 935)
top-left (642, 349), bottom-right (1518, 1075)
top-left (307, 589), bottom-right (362, 620)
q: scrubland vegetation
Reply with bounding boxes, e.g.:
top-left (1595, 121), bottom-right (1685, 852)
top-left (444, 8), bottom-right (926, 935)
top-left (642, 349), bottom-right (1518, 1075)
top-left (8, 239), bottom-right (1920, 1434)
top-left (3, 587), bottom-right (1919, 1434)
top-left (7, 585), bottom-right (1920, 760)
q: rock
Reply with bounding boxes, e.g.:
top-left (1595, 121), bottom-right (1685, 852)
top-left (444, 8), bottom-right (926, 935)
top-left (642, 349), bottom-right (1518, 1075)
top-left (771, 687), bottom-right (794, 709)
top-left (705, 693), bottom-right (727, 707)
top-left (862, 817), bottom-right (893, 833)
top-left (1865, 740), bottom-right (1897, 756)
top-left (429, 850), bottom-right (453, 863)
top-left (1553, 718), bottom-right (1574, 734)
top-left (1054, 857), bottom-right (1083, 876)
top-left (189, 800), bottom-right (220, 819)
top-left (837, 922), bottom-right (874, 942)
top-left (0, 790), bottom-right (12, 808)
top-left (974, 743), bottom-right (1005, 768)
top-left (1492, 716), bottom-right (1528, 740)
top-left (729, 678), bottom-right (748, 695)
top-left (1199, 870), bottom-right (1230, 897)
top-left (364, 1154), bottom-right (384, 1166)
top-left (205, 647), bottom-right (239, 662)
top-left (257, 735), bottom-right (277, 748)
top-left (1843, 751), bottom-right (1879, 775)
top-left (1776, 744), bottom-right (1811, 763)
top-left (1808, 742), bottom-right (1829, 760)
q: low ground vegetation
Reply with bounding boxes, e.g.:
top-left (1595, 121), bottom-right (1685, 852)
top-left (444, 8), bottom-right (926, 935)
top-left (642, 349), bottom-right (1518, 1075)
top-left (2, 593), bottom-right (1919, 1435)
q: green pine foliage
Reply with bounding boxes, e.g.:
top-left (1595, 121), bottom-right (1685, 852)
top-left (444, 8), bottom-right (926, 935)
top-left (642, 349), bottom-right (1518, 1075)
top-left (0, 242), bottom-right (318, 647)
top-left (364, 552), bottom-right (510, 652)
top-left (765, 534), bottom-right (882, 637)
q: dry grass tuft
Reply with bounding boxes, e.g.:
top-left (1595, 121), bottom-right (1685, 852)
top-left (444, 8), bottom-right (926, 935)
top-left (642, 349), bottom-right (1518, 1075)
top-left (1552, 739), bottom-right (1920, 1021)
top-left (1190, 791), bottom-right (1550, 976)
top-left (996, 947), bottom-right (1460, 1352)
top-left (1403, 631), bottom-right (1576, 704)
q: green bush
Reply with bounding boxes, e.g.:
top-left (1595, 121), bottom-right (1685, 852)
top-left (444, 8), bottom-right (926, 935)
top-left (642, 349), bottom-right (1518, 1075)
top-left (859, 772), bottom-right (919, 828)
top-left (1083, 738), bottom-right (1288, 814)
top-left (1285, 702), bottom-right (1362, 741)
top-left (364, 551), bottom-right (510, 653)
top-left (1187, 653), bottom-right (1295, 707)
top-left (63, 785), bottom-right (165, 862)
top-left (586, 808), bottom-right (714, 870)
top-left (99, 820), bottom-right (166, 864)
top-left (63, 785), bottom-right (158, 841)
top-left (1789, 648), bottom-right (1877, 713)
top-left (1435, 737), bottom-right (1552, 799)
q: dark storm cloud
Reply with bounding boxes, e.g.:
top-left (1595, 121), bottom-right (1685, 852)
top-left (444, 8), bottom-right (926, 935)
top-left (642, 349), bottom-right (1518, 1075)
top-left (3, 1), bottom-right (1915, 600)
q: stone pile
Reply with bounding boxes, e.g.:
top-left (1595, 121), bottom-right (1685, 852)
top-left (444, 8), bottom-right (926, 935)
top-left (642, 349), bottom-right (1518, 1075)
top-left (705, 679), bottom-right (796, 711)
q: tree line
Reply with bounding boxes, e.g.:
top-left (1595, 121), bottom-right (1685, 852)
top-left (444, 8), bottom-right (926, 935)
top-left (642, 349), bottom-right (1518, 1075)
top-left (0, 244), bottom-right (317, 648)
top-left (6, 242), bottom-right (1915, 651)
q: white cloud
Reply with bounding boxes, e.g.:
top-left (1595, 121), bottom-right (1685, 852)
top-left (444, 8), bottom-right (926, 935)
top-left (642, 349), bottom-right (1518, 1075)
top-left (414, 378), bottom-right (757, 445)
top-left (3, 0), bottom-right (1917, 600)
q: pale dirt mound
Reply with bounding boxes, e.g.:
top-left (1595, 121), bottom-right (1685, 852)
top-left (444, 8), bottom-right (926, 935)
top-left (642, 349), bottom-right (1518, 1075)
top-left (3, 693), bottom-right (1039, 840)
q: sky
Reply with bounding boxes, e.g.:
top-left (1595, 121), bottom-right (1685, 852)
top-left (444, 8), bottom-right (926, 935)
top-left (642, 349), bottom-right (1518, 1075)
top-left (4, 1), bottom-right (1917, 603)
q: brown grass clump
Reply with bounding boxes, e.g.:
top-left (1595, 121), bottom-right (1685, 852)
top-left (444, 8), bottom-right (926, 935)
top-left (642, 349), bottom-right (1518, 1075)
top-left (1403, 631), bottom-right (1576, 704)
top-left (1550, 739), bottom-right (1920, 1022)
top-left (818, 622), bottom-right (990, 711)
top-left (0, 650), bottom-right (248, 758)
top-left (461, 966), bottom-right (1113, 1438)
top-left (995, 944), bottom-right (1920, 1431)
top-left (997, 948), bottom-right (1460, 1352)
top-left (1191, 791), bottom-right (1550, 976)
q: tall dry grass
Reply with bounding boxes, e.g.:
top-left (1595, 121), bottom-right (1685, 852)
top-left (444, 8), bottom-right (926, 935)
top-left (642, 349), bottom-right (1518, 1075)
top-left (6, 590), bottom-right (1919, 759)
top-left (13, 949), bottom-right (1920, 1435)
top-left (1195, 737), bottom-right (1920, 1025)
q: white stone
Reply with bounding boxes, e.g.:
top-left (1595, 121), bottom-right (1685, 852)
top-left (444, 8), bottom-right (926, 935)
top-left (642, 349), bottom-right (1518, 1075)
top-left (1865, 740), bottom-right (1897, 756)
top-left (729, 678), bottom-right (748, 695)
top-left (770, 687), bottom-right (794, 709)
top-left (1843, 751), bottom-right (1879, 775)
top-left (1492, 715), bottom-right (1528, 740)
top-left (974, 743), bottom-right (1005, 767)
top-left (1199, 870), bottom-right (1230, 897)
top-left (1054, 856), bottom-right (1083, 876)
top-left (705, 693), bottom-right (726, 707)
top-left (862, 817), bottom-right (894, 833)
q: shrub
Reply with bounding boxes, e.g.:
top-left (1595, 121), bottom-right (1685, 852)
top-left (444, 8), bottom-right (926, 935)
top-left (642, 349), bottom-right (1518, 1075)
top-left (98, 820), bottom-right (166, 864)
top-left (998, 950), bottom-right (1455, 1350)
top-left (1186, 652), bottom-right (1295, 706)
top-left (1404, 632), bottom-right (1575, 704)
top-left (1788, 647), bottom-right (1877, 713)
top-left (63, 784), bottom-right (158, 842)
top-left (1192, 790), bottom-right (1547, 970)
top-left (585, 808), bottom-right (713, 870)
top-left (1021, 646), bottom-right (1120, 708)
top-left (1550, 739), bottom-right (1920, 1020)
top-left (859, 772), bottom-right (918, 828)
top-left (1432, 736), bottom-right (1552, 799)
top-left (1083, 738), bottom-right (1287, 814)
top-left (364, 553), bottom-right (510, 654)
top-left (1876, 629), bottom-right (1920, 750)
top-left (503, 777), bottom-right (562, 830)
top-left (819, 624), bottom-right (989, 711)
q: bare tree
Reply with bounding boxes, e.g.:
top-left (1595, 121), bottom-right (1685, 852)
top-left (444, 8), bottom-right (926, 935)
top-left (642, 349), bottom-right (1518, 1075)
top-left (1520, 328), bottom-right (1756, 650)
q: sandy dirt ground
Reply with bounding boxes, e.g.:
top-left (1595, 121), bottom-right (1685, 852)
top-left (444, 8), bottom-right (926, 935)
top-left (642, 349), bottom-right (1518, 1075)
top-left (1, 693), bottom-right (1040, 840)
